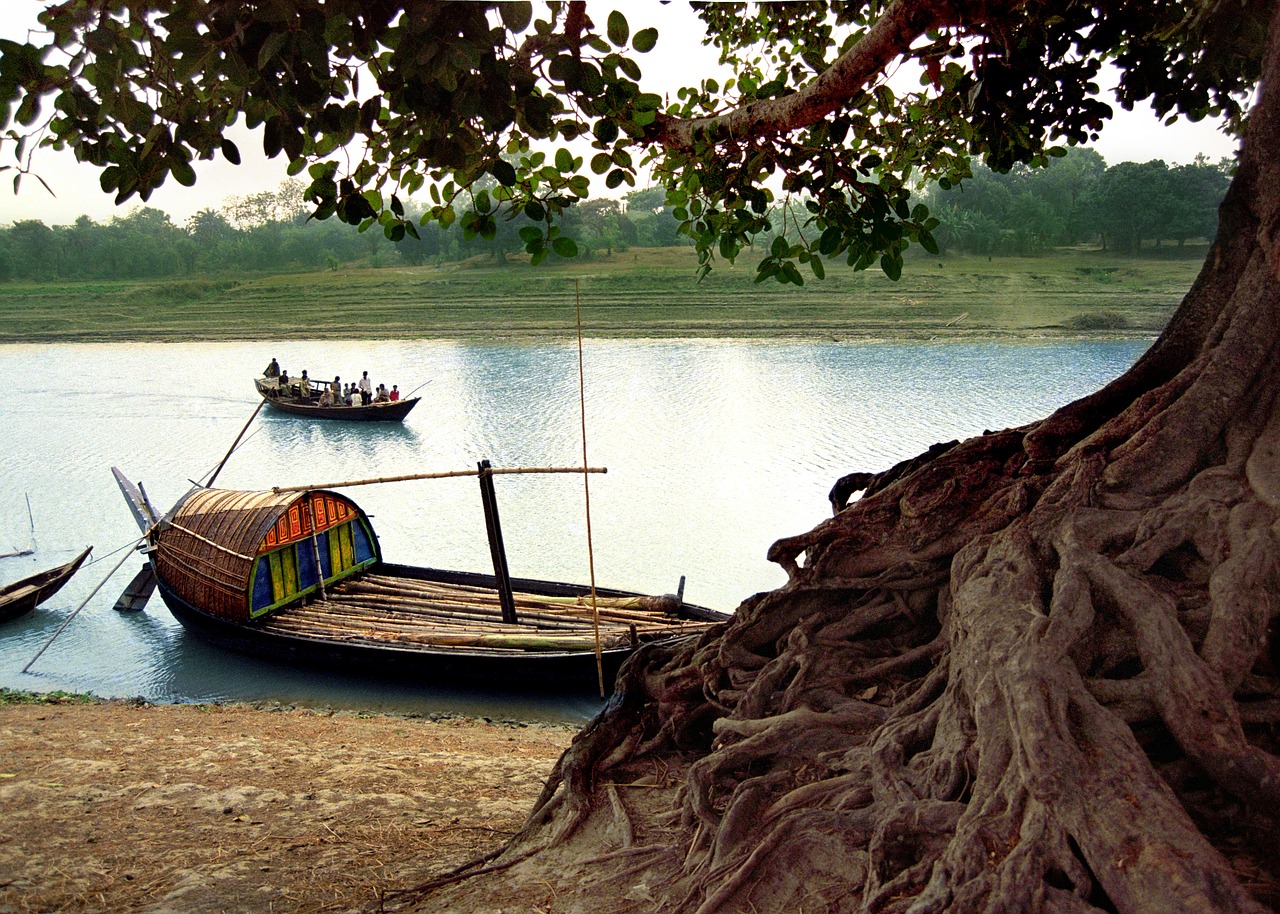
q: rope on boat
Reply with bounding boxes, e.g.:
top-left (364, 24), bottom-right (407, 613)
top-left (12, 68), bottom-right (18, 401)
top-left (576, 278), bottom-right (605, 696)
top-left (21, 544), bottom-right (137, 674)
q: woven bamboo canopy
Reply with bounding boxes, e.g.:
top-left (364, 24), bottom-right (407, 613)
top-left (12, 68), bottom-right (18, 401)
top-left (156, 487), bottom-right (376, 623)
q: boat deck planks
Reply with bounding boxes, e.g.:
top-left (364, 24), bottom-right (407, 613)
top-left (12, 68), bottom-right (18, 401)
top-left (259, 573), bottom-right (716, 654)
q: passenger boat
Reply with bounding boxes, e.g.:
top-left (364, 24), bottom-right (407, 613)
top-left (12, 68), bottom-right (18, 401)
top-left (0, 546), bottom-right (93, 624)
top-left (254, 376), bottom-right (420, 422)
top-left (112, 466), bottom-right (726, 690)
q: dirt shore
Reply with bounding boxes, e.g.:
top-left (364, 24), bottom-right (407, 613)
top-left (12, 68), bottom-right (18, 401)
top-left (0, 697), bottom-right (576, 913)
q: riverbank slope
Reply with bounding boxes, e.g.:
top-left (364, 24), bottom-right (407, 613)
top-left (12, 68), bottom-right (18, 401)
top-left (0, 246), bottom-right (1206, 343)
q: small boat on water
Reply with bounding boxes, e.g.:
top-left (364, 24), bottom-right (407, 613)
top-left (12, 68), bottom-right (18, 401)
top-left (112, 466), bottom-right (726, 690)
top-left (0, 547), bottom-right (93, 624)
top-left (254, 376), bottom-right (420, 422)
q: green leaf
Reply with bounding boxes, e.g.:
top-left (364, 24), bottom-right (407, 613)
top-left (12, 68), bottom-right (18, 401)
top-left (633, 28), bottom-right (658, 53)
top-left (492, 158), bottom-right (517, 186)
top-left (607, 11), bottom-right (629, 48)
top-left (880, 252), bottom-right (903, 281)
top-left (172, 159), bottom-right (196, 186)
top-left (220, 138), bottom-right (241, 165)
top-left (551, 236), bottom-right (579, 257)
top-left (593, 119), bottom-right (619, 144)
top-left (591, 152), bottom-right (612, 174)
top-left (499, 2), bottom-right (532, 32)
top-left (555, 147), bottom-right (574, 172)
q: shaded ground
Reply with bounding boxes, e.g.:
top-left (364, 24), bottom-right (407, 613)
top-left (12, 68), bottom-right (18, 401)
top-left (0, 698), bottom-right (575, 913)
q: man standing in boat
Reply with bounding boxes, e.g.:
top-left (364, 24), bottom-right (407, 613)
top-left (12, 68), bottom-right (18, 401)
top-left (358, 371), bottom-right (373, 406)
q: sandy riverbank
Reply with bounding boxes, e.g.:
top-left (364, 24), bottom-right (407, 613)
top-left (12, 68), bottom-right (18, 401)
top-left (0, 697), bottom-right (576, 913)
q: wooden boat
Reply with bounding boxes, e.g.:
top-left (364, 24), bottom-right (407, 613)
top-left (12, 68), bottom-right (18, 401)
top-left (112, 467), bottom-right (726, 690)
top-left (0, 547), bottom-right (92, 623)
top-left (254, 376), bottom-right (420, 422)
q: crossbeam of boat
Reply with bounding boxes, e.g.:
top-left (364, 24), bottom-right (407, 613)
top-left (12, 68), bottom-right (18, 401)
top-left (269, 464), bottom-right (606, 494)
top-left (272, 461), bottom-right (610, 629)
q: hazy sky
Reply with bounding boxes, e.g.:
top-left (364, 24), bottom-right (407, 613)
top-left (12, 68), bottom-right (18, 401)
top-left (0, 2), bottom-right (1242, 227)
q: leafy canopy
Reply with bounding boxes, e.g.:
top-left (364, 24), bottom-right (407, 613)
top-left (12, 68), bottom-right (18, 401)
top-left (0, 1), bottom-right (1264, 283)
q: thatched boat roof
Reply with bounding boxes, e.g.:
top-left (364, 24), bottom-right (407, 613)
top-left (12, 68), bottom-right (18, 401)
top-left (155, 487), bottom-right (377, 622)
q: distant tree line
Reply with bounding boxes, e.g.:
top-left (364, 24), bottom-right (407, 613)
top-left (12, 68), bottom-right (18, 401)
top-left (921, 148), bottom-right (1232, 256)
top-left (0, 151), bottom-right (1229, 282)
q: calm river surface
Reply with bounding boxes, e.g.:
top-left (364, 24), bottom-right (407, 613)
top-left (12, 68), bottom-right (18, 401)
top-left (0, 338), bottom-right (1147, 721)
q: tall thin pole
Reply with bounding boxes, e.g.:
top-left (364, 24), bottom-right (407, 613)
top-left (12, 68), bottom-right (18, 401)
top-left (206, 399), bottom-right (266, 488)
top-left (576, 279), bottom-right (604, 696)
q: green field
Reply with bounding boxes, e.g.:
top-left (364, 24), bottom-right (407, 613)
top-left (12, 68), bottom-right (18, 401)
top-left (0, 245), bottom-right (1210, 343)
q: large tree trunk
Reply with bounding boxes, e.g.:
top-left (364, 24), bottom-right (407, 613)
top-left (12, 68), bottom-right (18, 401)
top-left (393, 14), bottom-right (1280, 914)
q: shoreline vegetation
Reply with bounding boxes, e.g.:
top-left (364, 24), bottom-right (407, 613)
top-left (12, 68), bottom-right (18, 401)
top-left (0, 245), bottom-right (1208, 344)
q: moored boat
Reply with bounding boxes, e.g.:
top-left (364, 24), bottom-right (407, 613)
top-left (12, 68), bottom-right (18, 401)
top-left (112, 468), bottom-right (726, 690)
top-left (0, 547), bottom-right (93, 624)
top-left (254, 376), bottom-right (420, 422)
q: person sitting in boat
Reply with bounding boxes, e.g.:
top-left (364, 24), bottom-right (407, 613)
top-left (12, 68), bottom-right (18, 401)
top-left (389, 385), bottom-right (400, 402)
top-left (318, 386), bottom-right (334, 407)
top-left (277, 369), bottom-right (289, 395)
top-left (346, 386), bottom-right (358, 407)
top-left (374, 384), bottom-right (390, 403)
top-left (264, 357), bottom-right (280, 378)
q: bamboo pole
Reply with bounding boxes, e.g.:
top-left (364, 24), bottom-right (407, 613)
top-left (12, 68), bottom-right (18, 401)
top-left (312, 591), bottom-right (700, 633)
top-left (575, 279), bottom-right (605, 696)
top-left (270, 465), bottom-right (606, 494)
top-left (206, 399), bottom-right (266, 487)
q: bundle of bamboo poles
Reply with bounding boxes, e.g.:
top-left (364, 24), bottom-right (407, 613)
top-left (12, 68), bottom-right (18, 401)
top-left (258, 573), bottom-right (715, 654)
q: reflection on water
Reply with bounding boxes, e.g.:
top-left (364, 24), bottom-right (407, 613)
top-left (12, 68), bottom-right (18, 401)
top-left (0, 338), bottom-right (1147, 721)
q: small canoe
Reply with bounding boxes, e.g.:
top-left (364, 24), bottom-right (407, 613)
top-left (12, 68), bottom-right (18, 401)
top-left (0, 547), bottom-right (93, 624)
top-left (254, 377), bottom-right (419, 422)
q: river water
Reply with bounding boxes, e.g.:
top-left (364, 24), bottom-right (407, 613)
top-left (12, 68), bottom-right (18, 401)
top-left (0, 338), bottom-right (1147, 721)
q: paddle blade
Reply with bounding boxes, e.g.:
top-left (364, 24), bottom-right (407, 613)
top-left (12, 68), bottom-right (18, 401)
top-left (113, 564), bottom-right (156, 612)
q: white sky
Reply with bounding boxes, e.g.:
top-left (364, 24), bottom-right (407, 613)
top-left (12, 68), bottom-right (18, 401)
top-left (0, 2), bottom-right (1242, 227)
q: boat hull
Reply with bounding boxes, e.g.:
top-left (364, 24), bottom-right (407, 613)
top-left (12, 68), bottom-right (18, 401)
top-left (255, 378), bottom-right (419, 422)
top-left (152, 561), bottom-right (725, 691)
top-left (0, 546), bottom-right (92, 624)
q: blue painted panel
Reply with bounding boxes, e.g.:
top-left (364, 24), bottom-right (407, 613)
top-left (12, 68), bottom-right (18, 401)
top-left (297, 539), bottom-right (318, 589)
top-left (354, 520), bottom-right (376, 562)
top-left (250, 557), bottom-right (273, 617)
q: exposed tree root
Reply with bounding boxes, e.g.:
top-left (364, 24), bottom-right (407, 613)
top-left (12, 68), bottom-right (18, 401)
top-left (391, 11), bottom-right (1280, 913)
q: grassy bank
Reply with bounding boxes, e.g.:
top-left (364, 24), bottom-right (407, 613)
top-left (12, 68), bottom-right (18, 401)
top-left (0, 245), bottom-right (1209, 343)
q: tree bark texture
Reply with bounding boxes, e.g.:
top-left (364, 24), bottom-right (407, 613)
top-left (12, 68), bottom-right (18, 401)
top-left (397, 8), bottom-right (1280, 913)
